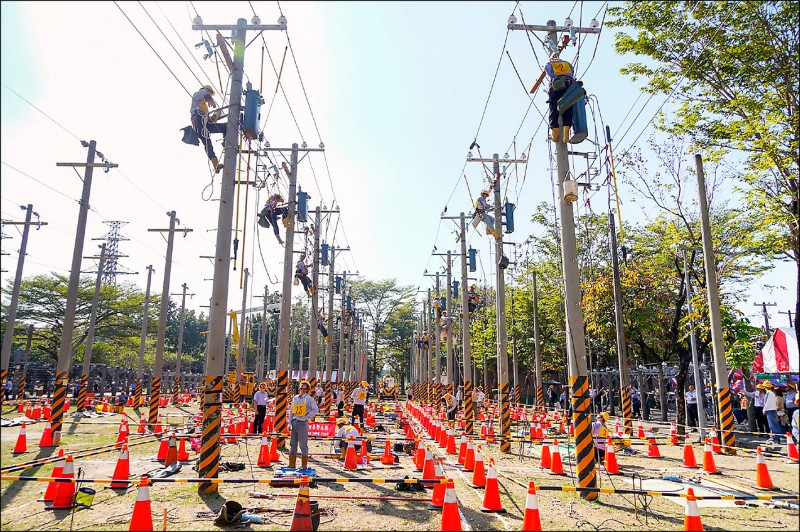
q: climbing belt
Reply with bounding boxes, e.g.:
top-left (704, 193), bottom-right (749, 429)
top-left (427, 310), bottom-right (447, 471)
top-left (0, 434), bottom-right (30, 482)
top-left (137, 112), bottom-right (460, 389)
top-left (198, 375), bottom-right (222, 494)
top-left (570, 374), bottom-right (598, 501)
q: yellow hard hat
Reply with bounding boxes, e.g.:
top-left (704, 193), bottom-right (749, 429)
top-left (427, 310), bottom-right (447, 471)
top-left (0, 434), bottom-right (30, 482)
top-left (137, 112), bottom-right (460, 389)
top-left (361, 381), bottom-right (368, 388)
top-left (336, 417), bottom-right (347, 427)
top-left (600, 412), bottom-right (610, 422)
top-left (299, 380), bottom-right (310, 389)
top-left (481, 189), bottom-right (490, 196)
top-left (444, 393), bottom-right (451, 400)
top-left (201, 84), bottom-right (215, 95)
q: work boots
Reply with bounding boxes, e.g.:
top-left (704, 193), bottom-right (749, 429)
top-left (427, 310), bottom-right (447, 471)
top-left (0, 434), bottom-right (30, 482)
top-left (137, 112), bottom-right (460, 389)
top-left (301, 455), bottom-right (308, 470)
top-left (210, 157), bottom-right (224, 174)
top-left (551, 127), bottom-right (560, 143)
top-left (562, 126), bottom-right (571, 143)
top-left (288, 454), bottom-right (297, 469)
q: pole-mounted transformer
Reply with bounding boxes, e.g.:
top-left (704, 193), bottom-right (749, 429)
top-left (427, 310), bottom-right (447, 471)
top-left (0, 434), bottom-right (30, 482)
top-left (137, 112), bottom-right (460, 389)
top-left (468, 247), bottom-right (477, 272)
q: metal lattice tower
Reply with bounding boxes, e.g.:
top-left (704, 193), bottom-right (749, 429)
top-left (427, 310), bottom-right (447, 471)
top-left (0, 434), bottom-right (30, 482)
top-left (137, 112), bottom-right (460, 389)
top-left (92, 221), bottom-right (134, 283)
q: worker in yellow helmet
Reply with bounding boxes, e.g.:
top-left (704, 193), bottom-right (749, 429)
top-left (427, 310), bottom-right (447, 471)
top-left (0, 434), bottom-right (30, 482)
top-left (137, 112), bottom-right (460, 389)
top-left (591, 411), bottom-right (610, 461)
top-left (288, 380), bottom-right (319, 471)
top-left (473, 190), bottom-right (500, 239)
top-left (443, 392), bottom-right (458, 427)
top-left (184, 84), bottom-right (226, 173)
top-left (544, 53), bottom-right (575, 143)
top-left (351, 380), bottom-right (370, 426)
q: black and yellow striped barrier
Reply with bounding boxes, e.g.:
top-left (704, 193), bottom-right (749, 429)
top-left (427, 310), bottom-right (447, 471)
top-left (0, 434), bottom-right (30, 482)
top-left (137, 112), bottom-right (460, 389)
top-left (1, 435), bottom-right (154, 473)
top-left (0, 475), bottom-right (446, 486)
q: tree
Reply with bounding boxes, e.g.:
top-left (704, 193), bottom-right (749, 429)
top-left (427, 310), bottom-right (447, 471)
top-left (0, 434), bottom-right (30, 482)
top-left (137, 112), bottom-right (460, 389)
top-left (2, 273), bottom-right (151, 367)
top-left (608, 0), bottom-right (799, 333)
top-left (350, 279), bottom-right (415, 387)
top-left (382, 300), bottom-right (415, 393)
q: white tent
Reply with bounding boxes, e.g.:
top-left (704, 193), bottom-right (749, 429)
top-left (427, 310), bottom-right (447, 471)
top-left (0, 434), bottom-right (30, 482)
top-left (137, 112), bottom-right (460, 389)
top-left (753, 327), bottom-right (799, 373)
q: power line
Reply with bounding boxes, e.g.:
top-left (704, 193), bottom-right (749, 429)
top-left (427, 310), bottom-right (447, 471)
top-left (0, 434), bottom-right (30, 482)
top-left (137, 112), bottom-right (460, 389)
top-left (1, 83), bottom-right (82, 143)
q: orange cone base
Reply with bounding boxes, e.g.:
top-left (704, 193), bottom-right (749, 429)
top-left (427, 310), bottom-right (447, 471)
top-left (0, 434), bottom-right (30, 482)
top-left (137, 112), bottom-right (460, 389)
top-left (45, 501), bottom-right (76, 510)
top-left (481, 507), bottom-right (507, 513)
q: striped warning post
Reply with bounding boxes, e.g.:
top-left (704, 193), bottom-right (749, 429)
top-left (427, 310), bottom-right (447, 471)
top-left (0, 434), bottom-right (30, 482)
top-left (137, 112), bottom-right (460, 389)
top-left (500, 382), bottom-right (511, 453)
top-left (198, 375), bottom-right (222, 494)
top-left (718, 387), bottom-right (736, 455)
top-left (275, 370), bottom-right (289, 448)
top-left (448, 382), bottom-right (454, 396)
top-left (620, 385), bottom-right (633, 436)
top-left (514, 384), bottom-right (521, 405)
top-left (16, 374), bottom-right (25, 402)
top-left (49, 371), bottom-right (69, 446)
top-left (173, 376), bottom-right (181, 406)
top-left (324, 381), bottom-right (332, 413)
top-left (232, 380), bottom-right (241, 406)
top-left (570, 375), bottom-right (598, 500)
top-left (464, 380), bottom-right (474, 435)
top-left (76, 375), bottom-right (88, 412)
top-left (148, 377), bottom-right (161, 429)
top-left (0, 369), bottom-right (6, 407)
top-left (133, 379), bottom-right (143, 409)
top-left (308, 375), bottom-right (317, 393)
top-left (536, 383), bottom-right (545, 408)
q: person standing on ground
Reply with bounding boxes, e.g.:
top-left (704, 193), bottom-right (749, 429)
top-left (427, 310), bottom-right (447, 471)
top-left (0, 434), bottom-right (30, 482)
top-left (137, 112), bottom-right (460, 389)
top-left (686, 384), bottom-right (699, 429)
top-left (314, 384), bottom-right (324, 407)
top-left (444, 393), bottom-right (458, 428)
top-left (474, 386), bottom-right (485, 417)
top-left (762, 381), bottom-right (783, 444)
top-left (252, 382), bottom-right (269, 434)
top-left (744, 383), bottom-right (769, 434)
top-left (288, 380), bottom-right (319, 471)
top-left (335, 385), bottom-right (345, 418)
top-left (351, 381), bottom-right (369, 426)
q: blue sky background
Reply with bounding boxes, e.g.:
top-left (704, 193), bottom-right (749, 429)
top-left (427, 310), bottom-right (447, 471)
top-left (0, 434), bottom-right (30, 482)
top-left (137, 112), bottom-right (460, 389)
top-left (1, 1), bottom-right (794, 329)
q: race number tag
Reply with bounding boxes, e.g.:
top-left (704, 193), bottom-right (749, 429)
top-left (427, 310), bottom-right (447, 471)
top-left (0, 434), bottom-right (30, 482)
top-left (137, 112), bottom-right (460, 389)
top-left (357, 391), bottom-right (367, 401)
top-left (292, 403), bottom-right (307, 417)
top-left (551, 61), bottom-right (572, 76)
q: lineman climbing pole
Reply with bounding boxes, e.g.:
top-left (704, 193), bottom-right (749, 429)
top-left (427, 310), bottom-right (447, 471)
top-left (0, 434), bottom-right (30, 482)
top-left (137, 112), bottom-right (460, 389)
top-left (0, 204), bottom-right (46, 406)
top-left (135, 265), bottom-right (155, 409)
top-left (148, 211), bottom-right (191, 428)
top-left (508, 16), bottom-right (601, 492)
top-left (696, 154), bottom-right (735, 455)
top-left (172, 283), bottom-right (193, 404)
top-left (466, 152), bottom-right (525, 453)
top-left (51, 141), bottom-right (117, 445)
top-left (192, 16), bottom-right (286, 494)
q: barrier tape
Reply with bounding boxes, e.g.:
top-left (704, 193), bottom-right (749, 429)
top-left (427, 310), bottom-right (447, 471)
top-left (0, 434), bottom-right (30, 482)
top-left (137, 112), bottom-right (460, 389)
top-left (0, 475), bottom-right (447, 486)
top-left (1, 435), bottom-right (153, 473)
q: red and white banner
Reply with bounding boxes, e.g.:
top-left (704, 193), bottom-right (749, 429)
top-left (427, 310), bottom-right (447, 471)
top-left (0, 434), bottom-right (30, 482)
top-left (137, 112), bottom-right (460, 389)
top-left (753, 327), bottom-right (798, 373)
top-left (308, 422), bottom-right (335, 438)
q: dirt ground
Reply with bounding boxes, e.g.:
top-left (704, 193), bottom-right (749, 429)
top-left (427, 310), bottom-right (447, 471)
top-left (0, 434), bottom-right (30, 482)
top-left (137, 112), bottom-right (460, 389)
top-left (2, 400), bottom-right (798, 531)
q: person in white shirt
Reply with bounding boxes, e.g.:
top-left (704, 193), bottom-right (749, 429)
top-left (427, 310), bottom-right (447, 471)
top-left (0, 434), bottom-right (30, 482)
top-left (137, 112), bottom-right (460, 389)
top-left (761, 381), bottom-right (783, 444)
top-left (335, 385), bottom-right (345, 418)
top-left (743, 384), bottom-right (769, 434)
top-left (288, 380), bottom-right (319, 470)
top-left (686, 385), bottom-right (699, 429)
top-left (252, 383), bottom-right (270, 434)
top-left (473, 387), bottom-right (485, 417)
top-left (335, 417), bottom-right (365, 456)
top-left (455, 387), bottom-right (463, 409)
top-left (351, 381), bottom-right (369, 426)
top-left (314, 385), bottom-right (324, 405)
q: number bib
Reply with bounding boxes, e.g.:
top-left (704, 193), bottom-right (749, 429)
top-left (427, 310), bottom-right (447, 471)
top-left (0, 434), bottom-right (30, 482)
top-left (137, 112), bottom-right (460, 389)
top-left (551, 60), bottom-right (572, 76)
top-left (292, 403), bottom-right (307, 417)
top-left (357, 391), bottom-right (367, 401)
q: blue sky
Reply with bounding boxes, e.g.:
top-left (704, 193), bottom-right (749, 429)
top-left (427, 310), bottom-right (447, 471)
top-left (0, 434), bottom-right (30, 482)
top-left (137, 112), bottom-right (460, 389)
top-left (0, 1), bottom-right (794, 329)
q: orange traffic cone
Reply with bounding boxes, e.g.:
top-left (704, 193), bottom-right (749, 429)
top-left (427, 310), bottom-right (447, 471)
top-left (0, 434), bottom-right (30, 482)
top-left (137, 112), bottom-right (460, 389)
top-left (463, 439), bottom-right (475, 472)
top-left (428, 459), bottom-right (446, 510)
top-left (258, 434), bottom-right (272, 467)
top-left (269, 435), bottom-right (281, 462)
top-left (154, 416), bottom-right (163, 435)
top-left (164, 432), bottom-right (178, 467)
top-left (549, 439), bottom-right (564, 475)
top-left (683, 487), bottom-right (703, 531)
top-left (701, 439), bottom-right (719, 474)
top-left (457, 435), bottom-right (467, 464)
top-left (480, 459), bottom-right (506, 513)
top-left (359, 436), bottom-right (371, 465)
top-left (289, 477), bottom-right (313, 531)
top-left (414, 444), bottom-right (426, 471)
top-left (469, 447), bottom-right (486, 488)
top-left (115, 419), bottom-right (129, 449)
top-left (422, 447), bottom-right (436, 479)
top-left (380, 439), bottom-right (395, 465)
top-left (647, 433), bottom-right (661, 458)
top-left (605, 437), bottom-right (620, 475)
top-left (46, 455), bottom-right (76, 510)
top-left (110, 445), bottom-right (131, 489)
top-left (156, 435), bottom-right (168, 461)
top-left (683, 435), bottom-right (698, 469)
top-left (13, 423), bottom-right (27, 454)
top-left (129, 476), bottom-right (153, 531)
top-left (137, 415), bottom-right (146, 434)
top-left (446, 429), bottom-right (457, 455)
top-left (669, 422), bottom-right (678, 445)
top-left (343, 438), bottom-right (358, 471)
top-left (39, 421), bottom-right (54, 448)
top-left (755, 446), bottom-right (774, 489)
top-left (637, 419), bottom-right (646, 440)
top-left (709, 427), bottom-right (721, 454)
top-left (521, 481), bottom-right (542, 531)
top-left (177, 437), bottom-right (189, 461)
top-left (787, 433), bottom-right (799, 463)
top-left (440, 479), bottom-right (462, 532)
top-left (41, 449), bottom-right (65, 502)
top-left (539, 441), bottom-right (551, 469)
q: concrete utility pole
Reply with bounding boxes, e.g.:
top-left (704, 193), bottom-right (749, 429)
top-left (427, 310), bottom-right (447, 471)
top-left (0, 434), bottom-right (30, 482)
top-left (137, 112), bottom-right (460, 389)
top-left (324, 246), bottom-right (335, 409)
top-left (16, 325), bottom-right (33, 400)
top-left (459, 213), bottom-right (474, 434)
top-left (193, 15), bottom-right (285, 494)
top-left (681, 248), bottom-right (706, 441)
top-left (426, 289), bottom-right (432, 404)
top-left (779, 310), bottom-right (793, 327)
top-left (754, 302), bottom-right (777, 334)
top-left (308, 207), bottom-right (321, 389)
top-left (435, 272), bottom-right (442, 396)
top-left (77, 244), bottom-right (108, 412)
top-left (609, 210), bottom-right (632, 435)
top-left (1, 204), bottom-right (46, 405)
top-left (506, 16), bottom-right (600, 492)
top-left (532, 270), bottom-right (543, 407)
top-left (148, 211), bottom-right (190, 427)
top-left (338, 271), bottom-right (347, 385)
top-left (235, 268), bottom-right (249, 404)
top-left (696, 154), bottom-right (735, 454)
top-left (172, 283), bottom-right (193, 403)
top-left (135, 265), bottom-right (155, 409)
top-left (51, 142), bottom-right (117, 445)
top-left (446, 251), bottom-right (453, 394)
